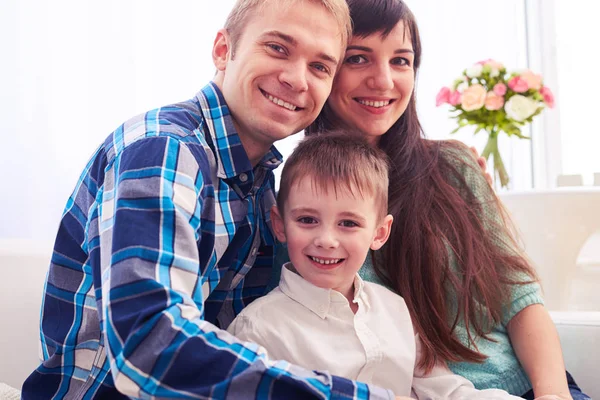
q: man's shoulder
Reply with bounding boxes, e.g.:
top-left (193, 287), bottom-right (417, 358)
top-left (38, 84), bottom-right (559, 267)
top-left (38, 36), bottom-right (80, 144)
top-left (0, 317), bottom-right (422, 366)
top-left (101, 96), bottom-right (210, 165)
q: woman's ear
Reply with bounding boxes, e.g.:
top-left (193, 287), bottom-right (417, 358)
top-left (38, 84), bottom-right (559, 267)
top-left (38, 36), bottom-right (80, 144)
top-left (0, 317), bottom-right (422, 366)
top-left (212, 28), bottom-right (232, 72)
top-left (370, 214), bottom-right (393, 250)
top-left (271, 205), bottom-right (287, 243)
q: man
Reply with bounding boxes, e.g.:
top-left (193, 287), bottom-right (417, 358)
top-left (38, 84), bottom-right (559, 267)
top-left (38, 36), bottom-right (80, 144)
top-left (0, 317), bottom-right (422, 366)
top-left (22, 0), bottom-right (395, 399)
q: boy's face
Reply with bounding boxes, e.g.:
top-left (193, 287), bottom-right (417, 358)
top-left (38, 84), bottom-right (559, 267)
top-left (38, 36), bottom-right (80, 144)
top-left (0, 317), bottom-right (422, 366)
top-left (272, 177), bottom-right (392, 300)
top-left (212, 1), bottom-right (344, 157)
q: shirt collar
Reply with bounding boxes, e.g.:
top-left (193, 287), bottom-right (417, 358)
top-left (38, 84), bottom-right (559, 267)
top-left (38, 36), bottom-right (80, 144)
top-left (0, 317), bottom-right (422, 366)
top-left (278, 262), bottom-right (370, 319)
top-left (196, 82), bottom-right (283, 180)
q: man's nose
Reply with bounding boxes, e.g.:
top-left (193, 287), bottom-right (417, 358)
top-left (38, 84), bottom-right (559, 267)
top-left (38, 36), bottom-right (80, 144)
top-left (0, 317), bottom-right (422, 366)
top-left (278, 62), bottom-right (309, 93)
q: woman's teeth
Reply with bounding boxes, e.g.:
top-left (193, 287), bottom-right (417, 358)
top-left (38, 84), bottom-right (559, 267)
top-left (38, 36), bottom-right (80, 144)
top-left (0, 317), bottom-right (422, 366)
top-left (357, 99), bottom-right (390, 108)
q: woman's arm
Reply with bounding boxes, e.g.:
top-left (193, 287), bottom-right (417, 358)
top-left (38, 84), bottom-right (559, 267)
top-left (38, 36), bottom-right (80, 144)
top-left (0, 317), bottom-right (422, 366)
top-left (507, 304), bottom-right (572, 399)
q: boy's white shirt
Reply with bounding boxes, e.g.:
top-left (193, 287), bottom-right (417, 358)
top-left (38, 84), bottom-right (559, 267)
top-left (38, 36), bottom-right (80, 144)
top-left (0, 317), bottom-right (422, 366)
top-left (227, 263), bottom-right (521, 399)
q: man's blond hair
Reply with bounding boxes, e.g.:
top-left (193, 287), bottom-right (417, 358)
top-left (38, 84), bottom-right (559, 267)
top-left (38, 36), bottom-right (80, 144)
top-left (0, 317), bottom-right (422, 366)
top-left (224, 0), bottom-right (351, 57)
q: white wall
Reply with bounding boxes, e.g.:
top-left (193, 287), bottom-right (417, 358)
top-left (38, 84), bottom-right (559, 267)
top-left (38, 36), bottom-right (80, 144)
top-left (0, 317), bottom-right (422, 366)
top-left (0, 0), bottom-right (558, 243)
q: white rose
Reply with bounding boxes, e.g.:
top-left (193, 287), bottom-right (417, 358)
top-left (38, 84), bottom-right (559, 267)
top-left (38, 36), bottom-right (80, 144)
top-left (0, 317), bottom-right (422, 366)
top-left (466, 64), bottom-right (483, 78)
top-left (504, 95), bottom-right (538, 121)
top-left (490, 68), bottom-right (500, 78)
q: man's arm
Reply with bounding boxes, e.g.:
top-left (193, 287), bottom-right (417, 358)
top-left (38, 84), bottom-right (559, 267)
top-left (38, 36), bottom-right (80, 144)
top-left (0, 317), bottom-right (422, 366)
top-left (99, 137), bottom-right (393, 400)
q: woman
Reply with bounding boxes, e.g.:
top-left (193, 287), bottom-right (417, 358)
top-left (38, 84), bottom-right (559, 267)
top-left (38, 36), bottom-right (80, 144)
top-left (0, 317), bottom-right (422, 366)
top-left (276, 0), bottom-right (588, 399)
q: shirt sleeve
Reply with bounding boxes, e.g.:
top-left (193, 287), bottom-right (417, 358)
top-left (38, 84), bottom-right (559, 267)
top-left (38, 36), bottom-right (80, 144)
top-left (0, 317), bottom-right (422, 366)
top-left (440, 142), bottom-right (544, 326)
top-left (99, 136), bottom-right (392, 400)
top-left (411, 335), bottom-right (522, 400)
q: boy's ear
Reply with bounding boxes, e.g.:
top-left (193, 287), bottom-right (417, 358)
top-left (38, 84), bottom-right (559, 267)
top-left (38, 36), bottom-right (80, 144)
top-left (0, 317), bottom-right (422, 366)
top-left (370, 214), bottom-right (393, 251)
top-left (212, 28), bottom-right (232, 72)
top-left (271, 205), bottom-right (287, 243)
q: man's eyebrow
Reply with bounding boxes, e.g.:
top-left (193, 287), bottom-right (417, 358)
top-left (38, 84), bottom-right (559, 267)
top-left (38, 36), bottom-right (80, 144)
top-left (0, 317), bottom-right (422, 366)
top-left (260, 30), bottom-right (338, 66)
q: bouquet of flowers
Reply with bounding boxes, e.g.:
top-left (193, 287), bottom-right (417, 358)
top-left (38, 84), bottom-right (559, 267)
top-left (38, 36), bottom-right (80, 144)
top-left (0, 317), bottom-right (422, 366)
top-left (436, 59), bottom-right (555, 188)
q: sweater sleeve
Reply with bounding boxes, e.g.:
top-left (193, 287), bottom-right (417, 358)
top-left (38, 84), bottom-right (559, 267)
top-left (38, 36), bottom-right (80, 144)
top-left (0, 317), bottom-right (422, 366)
top-left (440, 142), bottom-right (544, 326)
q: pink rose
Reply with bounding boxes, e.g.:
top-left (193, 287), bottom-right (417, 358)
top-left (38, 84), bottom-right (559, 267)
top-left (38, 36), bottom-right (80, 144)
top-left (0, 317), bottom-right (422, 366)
top-left (540, 86), bottom-right (555, 108)
top-left (479, 59), bottom-right (504, 70)
top-left (461, 84), bottom-right (487, 111)
top-left (508, 76), bottom-right (529, 93)
top-left (436, 87), bottom-right (451, 106)
top-left (484, 92), bottom-right (505, 111)
top-left (449, 90), bottom-right (462, 106)
top-left (493, 83), bottom-right (507, 96)
top-left (520, 70), bottom-right (543, 90)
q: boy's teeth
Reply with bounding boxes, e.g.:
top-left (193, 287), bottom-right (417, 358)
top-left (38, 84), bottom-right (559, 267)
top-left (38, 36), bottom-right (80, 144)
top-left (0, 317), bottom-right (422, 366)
top-left (310, 256), bottom-right (341, 265)
top-left (357, 99), bottom-right (390, 108)
top-left (266, 94), bottom-right (297, 111)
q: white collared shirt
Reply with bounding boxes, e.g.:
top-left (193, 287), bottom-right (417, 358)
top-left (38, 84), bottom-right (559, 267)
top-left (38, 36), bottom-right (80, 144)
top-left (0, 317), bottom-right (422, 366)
top-left (227, 263), bottom-right (521, 399)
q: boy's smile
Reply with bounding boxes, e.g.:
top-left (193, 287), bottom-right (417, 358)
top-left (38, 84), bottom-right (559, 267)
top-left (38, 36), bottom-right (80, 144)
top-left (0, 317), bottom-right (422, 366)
top-left (272, 176), bottom-right (392, 302)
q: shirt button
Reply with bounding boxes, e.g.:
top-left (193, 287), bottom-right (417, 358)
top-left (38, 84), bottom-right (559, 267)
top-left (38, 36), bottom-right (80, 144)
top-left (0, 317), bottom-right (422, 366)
top-left (318, 305), bottom-right (327, 314)
top-left (239, 173), bottom-right (248, 182)
top-left (270, 157), bottom-right (278, 163)
top-left (251, 248), bottom-right (257, 256)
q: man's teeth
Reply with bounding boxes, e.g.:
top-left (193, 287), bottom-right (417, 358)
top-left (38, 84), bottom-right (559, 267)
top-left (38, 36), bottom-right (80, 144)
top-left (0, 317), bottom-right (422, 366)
top-left (357, 99), bottom-right (390, 108)
top-left (310, 256), bottom-right (341, 265)
top-left (266, 94), bottom-right (297, 111)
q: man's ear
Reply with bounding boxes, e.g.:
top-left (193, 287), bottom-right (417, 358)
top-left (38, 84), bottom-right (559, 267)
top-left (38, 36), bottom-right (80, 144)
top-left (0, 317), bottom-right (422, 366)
top-left (271, 205), bottom-right (287, 243)
top-left (370, 214), bottom-right (393, 251)
top-left (212, 28), bottom-right (232, 72)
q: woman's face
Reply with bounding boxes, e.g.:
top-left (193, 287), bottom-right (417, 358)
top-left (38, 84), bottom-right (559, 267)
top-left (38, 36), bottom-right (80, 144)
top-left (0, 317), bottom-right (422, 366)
top-left (327, 21), bottom-right (415, 145)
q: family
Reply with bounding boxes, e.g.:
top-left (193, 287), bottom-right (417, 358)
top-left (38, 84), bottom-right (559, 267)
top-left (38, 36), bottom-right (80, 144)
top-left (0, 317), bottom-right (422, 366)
top-left (22, 0), bottom-right (589, 399)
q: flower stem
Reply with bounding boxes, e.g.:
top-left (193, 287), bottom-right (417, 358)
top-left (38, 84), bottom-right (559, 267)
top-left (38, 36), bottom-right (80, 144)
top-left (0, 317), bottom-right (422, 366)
top-left (481, 129), bottom-right (510, 188)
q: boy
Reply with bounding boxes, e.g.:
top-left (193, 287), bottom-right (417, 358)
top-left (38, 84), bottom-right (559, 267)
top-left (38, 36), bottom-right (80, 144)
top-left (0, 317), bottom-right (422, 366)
top-left (228, 133), bottom-right (523, 399)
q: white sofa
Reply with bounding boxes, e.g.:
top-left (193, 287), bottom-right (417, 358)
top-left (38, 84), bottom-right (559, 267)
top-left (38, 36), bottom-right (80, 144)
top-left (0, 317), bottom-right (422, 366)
top-left (1, 239), bottom-right (599, 398)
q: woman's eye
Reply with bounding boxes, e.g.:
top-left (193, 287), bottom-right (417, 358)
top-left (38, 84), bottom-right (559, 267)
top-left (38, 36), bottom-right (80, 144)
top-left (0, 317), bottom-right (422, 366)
top-left (345, 55), bottom-right (367, 65)
top-left (392, 57), bottom-right (410, 66)
top-left (340, 220), bottom-right (359, 228)
top-left (298, 217), bottom-right (317, 224)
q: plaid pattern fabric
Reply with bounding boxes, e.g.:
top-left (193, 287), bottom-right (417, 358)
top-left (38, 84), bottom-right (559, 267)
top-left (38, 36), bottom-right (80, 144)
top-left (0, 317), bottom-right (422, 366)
top-left (21, 83), bottom-right (391, 400)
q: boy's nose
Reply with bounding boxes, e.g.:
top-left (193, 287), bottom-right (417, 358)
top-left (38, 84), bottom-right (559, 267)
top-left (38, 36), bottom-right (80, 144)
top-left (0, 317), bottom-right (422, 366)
top-left (313, 229), bottom-right (339, 249)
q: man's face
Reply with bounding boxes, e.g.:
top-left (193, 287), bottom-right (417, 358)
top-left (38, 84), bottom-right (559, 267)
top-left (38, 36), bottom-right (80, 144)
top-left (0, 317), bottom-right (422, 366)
top-left (214, 1), bottom-right (344, 158)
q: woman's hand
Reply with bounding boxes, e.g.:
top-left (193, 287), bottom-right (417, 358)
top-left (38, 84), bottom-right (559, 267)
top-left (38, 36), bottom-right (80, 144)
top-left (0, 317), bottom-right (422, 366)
top-left (470, 146), bottom-right (493, 186)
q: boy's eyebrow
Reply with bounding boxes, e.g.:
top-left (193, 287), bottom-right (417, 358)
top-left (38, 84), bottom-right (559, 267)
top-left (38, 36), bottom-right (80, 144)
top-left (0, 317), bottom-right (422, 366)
top-left (260, 30), bottom-right (339, 67)
top-left (338, 211), bottom-right (367, 222)
top-left (346, 45), bottom-right (414, 55)
top-left (289, 207), bottom-right (319, 215)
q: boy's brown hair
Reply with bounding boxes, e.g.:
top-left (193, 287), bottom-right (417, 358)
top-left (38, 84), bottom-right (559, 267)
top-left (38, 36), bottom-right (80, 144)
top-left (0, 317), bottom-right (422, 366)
top-left (224, 0), bottom-right (352, 58)
top-left (277, 132), bottom-right (390, 221)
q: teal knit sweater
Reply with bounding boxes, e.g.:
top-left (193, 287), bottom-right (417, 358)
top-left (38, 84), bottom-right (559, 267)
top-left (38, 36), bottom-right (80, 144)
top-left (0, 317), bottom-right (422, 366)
top-left (271, 142), bottom-right (544, 395)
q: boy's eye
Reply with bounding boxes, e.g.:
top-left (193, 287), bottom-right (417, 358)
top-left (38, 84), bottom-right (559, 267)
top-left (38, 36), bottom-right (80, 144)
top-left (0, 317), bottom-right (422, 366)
top-left (298, 216), bottom-right (317, 224)
top-left (340, 220), bottom-right (359, 228)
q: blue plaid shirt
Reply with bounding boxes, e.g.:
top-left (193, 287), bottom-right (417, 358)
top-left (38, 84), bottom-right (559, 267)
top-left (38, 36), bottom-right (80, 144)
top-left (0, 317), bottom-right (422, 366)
top-left (22, 83), bottom-right (393, 400)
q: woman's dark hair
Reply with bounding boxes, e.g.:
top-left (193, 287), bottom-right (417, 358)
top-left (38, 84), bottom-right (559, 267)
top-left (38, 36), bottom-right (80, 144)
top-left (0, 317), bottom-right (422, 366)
top-left (307, 0), bottom-right (537, 372)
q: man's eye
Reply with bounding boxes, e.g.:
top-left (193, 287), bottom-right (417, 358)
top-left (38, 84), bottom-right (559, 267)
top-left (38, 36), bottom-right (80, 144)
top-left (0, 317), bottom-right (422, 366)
top-left (267, 43), bottom-right (286, 54)
top-left (312, 63), bottom-right (330, 75)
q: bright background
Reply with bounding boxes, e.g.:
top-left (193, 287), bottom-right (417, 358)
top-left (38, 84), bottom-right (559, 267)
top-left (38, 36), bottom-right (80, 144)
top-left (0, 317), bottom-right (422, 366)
top-left (1, 0), bottom-right (598, 242)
